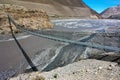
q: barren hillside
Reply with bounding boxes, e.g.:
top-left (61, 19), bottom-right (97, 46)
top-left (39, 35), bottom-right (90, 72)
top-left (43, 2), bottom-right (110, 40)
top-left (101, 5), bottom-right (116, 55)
top-left (0, 4), bottom-right (53, 34)
top-left (0, 0), bottom-right (101, 19)
top-left (101, 5), bottom-right (120, 19)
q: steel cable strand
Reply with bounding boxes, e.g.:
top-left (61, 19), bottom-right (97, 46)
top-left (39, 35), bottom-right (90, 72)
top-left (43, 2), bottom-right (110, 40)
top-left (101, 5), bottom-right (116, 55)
top-left (8, 15), bottom-right (38, 71)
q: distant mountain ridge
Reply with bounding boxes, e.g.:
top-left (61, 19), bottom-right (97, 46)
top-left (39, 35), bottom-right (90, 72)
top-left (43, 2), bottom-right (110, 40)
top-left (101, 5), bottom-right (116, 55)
top-left (101, 5), bottom-right (120, 19)
top-left (0, 0), bottom-right (101, 19)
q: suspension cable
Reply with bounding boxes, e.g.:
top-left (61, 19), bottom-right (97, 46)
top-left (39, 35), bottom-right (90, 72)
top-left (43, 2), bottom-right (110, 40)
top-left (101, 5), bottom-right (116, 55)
top-left (8, 15), bottom-right (38, 71)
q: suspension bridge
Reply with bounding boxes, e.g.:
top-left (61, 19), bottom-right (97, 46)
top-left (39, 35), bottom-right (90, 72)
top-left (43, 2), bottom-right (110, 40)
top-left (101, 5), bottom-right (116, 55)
top-left (8, 15), bottom-right (120, 52)
top-left (7, 15), bottom-right (120, 72)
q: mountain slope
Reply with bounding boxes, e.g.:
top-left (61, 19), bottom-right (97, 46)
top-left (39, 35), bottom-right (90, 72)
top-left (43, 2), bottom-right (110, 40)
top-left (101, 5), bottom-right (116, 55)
top-left (0, 4), bottom-right (53, 34)
top-left (0, 0), bottom-right (101, 19)
top-left (101, 5), bottom-right (120, 19)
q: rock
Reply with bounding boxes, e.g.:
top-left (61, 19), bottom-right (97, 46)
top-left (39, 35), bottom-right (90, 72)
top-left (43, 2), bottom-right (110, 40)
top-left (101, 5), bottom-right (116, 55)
top-left (107, 64), bottom-right (115, 70)
top-left (107, 67), bottom-right (112, 70)
top-left (98, 66), bottom-right (103, 70)
top-left (0, 4), bottom-right (53, 34)
top-left (94, 71), bottom-right (98, 75)
top-left (85, 69), bottom-right (90, 72)
top-left (109, 64), bottom-right (115, 67)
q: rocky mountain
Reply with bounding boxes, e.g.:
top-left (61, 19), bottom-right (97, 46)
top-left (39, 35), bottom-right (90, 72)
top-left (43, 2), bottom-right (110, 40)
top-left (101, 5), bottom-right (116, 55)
top-left (0, 0), bottom-right (101, 19)
top-left (108, 13), bottom-right (120, 19)
top-left (101, 5), bottom-right (120, 19)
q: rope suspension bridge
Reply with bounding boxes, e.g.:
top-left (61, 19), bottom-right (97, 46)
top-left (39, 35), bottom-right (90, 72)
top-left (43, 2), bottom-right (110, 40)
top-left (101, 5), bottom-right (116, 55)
top-left (8, 15), bottom-right (120, 71)
top-left (8, 15), bottom-right (120, 52)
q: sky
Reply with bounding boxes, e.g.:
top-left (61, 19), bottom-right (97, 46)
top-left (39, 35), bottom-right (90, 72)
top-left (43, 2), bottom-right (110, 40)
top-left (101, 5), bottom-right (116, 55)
top-left (83, 0), bottom-right (120, 13)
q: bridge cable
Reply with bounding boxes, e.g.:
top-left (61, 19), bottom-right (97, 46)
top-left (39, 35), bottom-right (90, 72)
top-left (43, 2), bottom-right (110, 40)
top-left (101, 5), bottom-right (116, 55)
top-left (8, 15), bottom-right (38, 71)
